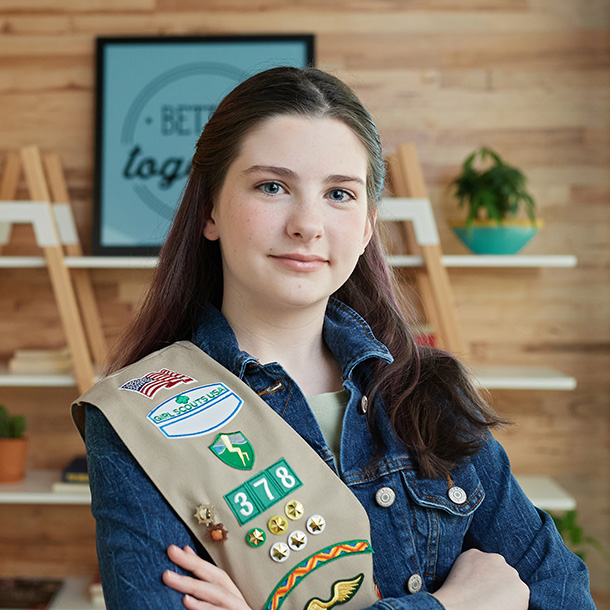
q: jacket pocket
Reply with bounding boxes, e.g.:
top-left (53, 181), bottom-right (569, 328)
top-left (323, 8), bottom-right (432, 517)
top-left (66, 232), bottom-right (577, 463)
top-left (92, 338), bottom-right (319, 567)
top-left (400, 460), bottom-right (485, 517)
top-left (398, 460), bottom-right (485, 590)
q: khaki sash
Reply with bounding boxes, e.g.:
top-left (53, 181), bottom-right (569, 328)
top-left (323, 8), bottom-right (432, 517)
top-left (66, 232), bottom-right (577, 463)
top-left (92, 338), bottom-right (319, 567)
top-left (72, 341), bottom-right (380, 610)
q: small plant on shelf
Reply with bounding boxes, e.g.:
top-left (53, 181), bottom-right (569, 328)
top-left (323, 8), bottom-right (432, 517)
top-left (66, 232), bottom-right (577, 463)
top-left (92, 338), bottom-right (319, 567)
top-left (552, 510), bottom-right (610, 563)
top-left (450, 147), bottom-right (541, 254)
top-left (0, 404), bottom-right (28, 483)
top-left (453, 146), bottom-right (537, 227)
top-left (0, 404), bottom-right (26, 439)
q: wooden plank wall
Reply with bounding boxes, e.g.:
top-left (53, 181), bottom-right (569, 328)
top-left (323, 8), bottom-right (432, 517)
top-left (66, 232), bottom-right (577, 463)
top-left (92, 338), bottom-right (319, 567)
top-left (0, 0), bottom-right (608, 605)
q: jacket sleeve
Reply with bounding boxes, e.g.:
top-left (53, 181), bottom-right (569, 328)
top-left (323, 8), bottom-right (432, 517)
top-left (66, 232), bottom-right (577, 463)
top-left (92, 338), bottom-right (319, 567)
top-left (85, 404), bottom-right (208, 609)
top-left (465, 435), bottom-right (595, 609)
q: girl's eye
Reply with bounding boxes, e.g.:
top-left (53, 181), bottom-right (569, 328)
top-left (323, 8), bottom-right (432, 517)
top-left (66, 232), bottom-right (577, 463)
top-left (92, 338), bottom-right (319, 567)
top-left (258, 181), bottom-right (285, 195)
top-left (328, 188), bottom-right (354, 202)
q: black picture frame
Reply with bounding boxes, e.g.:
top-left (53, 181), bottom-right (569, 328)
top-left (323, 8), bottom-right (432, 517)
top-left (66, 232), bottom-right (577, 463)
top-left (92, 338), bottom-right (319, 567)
top-left (93, 34), bottom-right (314, 256)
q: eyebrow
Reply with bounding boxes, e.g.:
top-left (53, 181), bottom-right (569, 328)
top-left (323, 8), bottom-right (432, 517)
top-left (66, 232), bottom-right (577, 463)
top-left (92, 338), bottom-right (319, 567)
top-left (241, 165), bottom-right (365, 187)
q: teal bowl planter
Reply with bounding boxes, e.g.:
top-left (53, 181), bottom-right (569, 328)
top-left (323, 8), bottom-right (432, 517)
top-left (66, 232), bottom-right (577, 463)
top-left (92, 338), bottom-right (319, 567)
top-left (451, 220), bottom-right (544, 255)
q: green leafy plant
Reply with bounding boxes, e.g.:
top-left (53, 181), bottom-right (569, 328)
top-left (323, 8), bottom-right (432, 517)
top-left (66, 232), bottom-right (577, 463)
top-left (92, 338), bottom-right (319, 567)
top-left (452, 147), bottom-right (537, 228)
top-left (552, 510), bottom-right (609, 563)
top-left (0, 404), bottom-right (26, 439)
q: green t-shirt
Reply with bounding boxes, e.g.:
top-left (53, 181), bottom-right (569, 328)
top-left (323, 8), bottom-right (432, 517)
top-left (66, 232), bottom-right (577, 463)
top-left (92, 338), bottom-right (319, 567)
top-left (306, 390), bottom-right (349, 468)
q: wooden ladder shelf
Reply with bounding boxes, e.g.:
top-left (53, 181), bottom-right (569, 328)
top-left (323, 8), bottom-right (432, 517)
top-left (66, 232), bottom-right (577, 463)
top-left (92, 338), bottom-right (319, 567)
top-left (384, 142), bottom-right (466, 356)
top-left (0, 145), bottom-right (107, 393)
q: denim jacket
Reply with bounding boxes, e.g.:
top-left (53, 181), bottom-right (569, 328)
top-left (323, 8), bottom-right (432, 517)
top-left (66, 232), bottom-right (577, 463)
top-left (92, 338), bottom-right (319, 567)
top-left (84, 299), bottom-right (594, 609)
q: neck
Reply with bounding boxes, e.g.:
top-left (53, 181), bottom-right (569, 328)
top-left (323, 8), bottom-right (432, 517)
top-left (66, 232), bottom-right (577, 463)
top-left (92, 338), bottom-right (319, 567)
top-left (221, 298), bottom-right (343, 396)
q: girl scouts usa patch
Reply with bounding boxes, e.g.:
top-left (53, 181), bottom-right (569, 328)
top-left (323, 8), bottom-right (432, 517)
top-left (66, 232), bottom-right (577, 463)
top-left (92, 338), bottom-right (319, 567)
top-left (147, 383), bottom-right (243, 439)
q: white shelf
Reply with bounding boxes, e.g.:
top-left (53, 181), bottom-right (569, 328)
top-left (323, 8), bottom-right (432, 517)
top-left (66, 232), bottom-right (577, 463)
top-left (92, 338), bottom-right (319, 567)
top-left (470, 365), bottom-right (577, 390)
top-left (0, 364), bottom-right (102, 387)
top-left (0, 256), bottom-right (47, 267)
top-left (0, 470), bottom-right (90, 504)
top-left (65, 256), bottom-right (158, 269)
top-left (0, 254), bottom-right (576, 269)
top-left (0, 368), bottom-right (77, 387)
top-left (387, 254), bottom-right (577, 268)
top-left (514, 475), bottom-right (576, 511)
top-left (51, 577), bottom-right (104, 610)
top-left (0, 256), bottom-right (157, 269)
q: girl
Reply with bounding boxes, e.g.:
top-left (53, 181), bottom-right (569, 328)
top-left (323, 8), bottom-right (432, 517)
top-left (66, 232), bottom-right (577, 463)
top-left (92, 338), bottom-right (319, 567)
top-left (76, 67), bottom-right (594, 610)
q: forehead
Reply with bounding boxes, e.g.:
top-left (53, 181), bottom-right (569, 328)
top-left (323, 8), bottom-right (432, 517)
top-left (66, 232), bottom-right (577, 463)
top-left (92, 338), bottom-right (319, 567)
top-left (231, 115), bottom-right (369, 177)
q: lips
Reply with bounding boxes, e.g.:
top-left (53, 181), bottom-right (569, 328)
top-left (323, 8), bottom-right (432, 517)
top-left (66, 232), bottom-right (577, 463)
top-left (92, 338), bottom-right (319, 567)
top-left (270, 253), bottom-right (328, 272)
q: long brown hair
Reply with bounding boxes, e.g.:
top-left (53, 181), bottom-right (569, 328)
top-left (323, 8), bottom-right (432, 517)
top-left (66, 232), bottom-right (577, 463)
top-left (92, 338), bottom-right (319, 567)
top-left (109, 66), bottom-right (503, 478)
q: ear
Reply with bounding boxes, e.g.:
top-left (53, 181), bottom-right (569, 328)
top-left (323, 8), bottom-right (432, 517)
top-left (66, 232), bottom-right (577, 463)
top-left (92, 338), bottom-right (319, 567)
top-left (361, 208), bottom-right (377, 253)
top-left (203, 209), bottom-right (219, 241)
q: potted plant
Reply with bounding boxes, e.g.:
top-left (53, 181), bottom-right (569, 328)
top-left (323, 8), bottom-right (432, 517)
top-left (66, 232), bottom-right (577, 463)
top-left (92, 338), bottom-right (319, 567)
top-left (0, 404), bottom-right (27, 483)
top-left (551, 509), bottom-right (609, 563)
top-left (451, 146), bottom-right (543, 254)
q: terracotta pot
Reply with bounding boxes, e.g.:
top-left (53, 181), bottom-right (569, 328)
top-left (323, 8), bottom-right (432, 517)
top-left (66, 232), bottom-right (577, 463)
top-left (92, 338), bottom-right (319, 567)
top-left (0, 437), bottom-right (28, 483)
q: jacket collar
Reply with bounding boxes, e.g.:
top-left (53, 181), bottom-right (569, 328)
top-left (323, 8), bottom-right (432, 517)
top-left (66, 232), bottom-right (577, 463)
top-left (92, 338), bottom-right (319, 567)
top-left (191, 298), bottom-right (393, 380)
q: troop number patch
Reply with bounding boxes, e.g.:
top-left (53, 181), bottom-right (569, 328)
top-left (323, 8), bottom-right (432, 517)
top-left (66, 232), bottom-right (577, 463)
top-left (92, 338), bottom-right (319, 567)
top-left (147, 383), bottom-right (243, 439)
top-left (224, 458), bottom-right (302, 526)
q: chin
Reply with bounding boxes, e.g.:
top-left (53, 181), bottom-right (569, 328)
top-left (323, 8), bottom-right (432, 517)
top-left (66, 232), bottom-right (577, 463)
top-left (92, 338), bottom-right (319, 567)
top-left (269, 292), bottom-right (330, 311)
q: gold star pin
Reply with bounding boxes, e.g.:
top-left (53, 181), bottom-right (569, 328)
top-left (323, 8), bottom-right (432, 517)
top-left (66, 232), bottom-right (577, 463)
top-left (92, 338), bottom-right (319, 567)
top-left (288, 530), bottom-right (307, 551)
top-left (268, 515), bottom-right (288, 535)
top-left (194, 503), bottom-right (215, 526)
top-left (246, 528), bottom-right (266, 548)
top-left (270, 542), bottom-right (290, 562)
top-left (306, 514), bottom-right (326, 534)
top-left (284, 500), bottom-right (304, 521)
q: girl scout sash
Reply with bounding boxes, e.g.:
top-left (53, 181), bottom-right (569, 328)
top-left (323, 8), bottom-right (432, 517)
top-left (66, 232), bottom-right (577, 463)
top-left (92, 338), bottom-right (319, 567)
top-left (71, 341), bottom-right (380, 610)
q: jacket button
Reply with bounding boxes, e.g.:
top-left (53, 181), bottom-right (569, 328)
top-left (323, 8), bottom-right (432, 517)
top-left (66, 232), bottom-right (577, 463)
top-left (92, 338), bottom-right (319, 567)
top-left (448, 485), bottom-right (467, 505)
top-left (375, 487), bottom-right (395, 507)
top-left (359, 395), bottom-right (368, 414)
top-left (407, 573), bottom-right (423, 594)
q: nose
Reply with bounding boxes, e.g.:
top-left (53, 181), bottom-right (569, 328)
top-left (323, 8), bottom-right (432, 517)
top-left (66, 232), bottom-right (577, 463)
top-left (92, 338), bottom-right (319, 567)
top-left (286, 199), bottom-right (324, 242)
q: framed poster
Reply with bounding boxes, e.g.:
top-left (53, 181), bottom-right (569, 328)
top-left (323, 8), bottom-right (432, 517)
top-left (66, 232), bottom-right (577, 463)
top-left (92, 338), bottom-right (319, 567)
top-left (93, 35), bottom-right (314, 255)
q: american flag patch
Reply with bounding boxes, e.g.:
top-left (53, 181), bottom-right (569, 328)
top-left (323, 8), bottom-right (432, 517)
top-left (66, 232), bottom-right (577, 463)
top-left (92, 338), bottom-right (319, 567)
top-left (119, 369), bottom-right (196, 399)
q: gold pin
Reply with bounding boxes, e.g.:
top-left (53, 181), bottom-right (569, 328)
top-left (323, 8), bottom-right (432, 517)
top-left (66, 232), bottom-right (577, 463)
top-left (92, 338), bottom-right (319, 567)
top-left (268, 515), bottom-right (288, 535)
top-left (194, 503), bottom-right (215, 526)
top-left (288, 530), bottom-right (308, 551)
top-left (246, 528), bottom-right (266, 548)
top-left (270, 542), bottom-right (290, 563)
top-left (306, 514), bottom-right (326, 535)
top-left (284, 500), bottom-right (304, 521)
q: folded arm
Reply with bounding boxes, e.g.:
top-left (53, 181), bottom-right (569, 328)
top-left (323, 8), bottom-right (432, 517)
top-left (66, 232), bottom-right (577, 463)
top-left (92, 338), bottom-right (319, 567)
top-left (464, 436), bottom-right (594, 609)
top-left (85, 404), bottom-right (208, 609)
